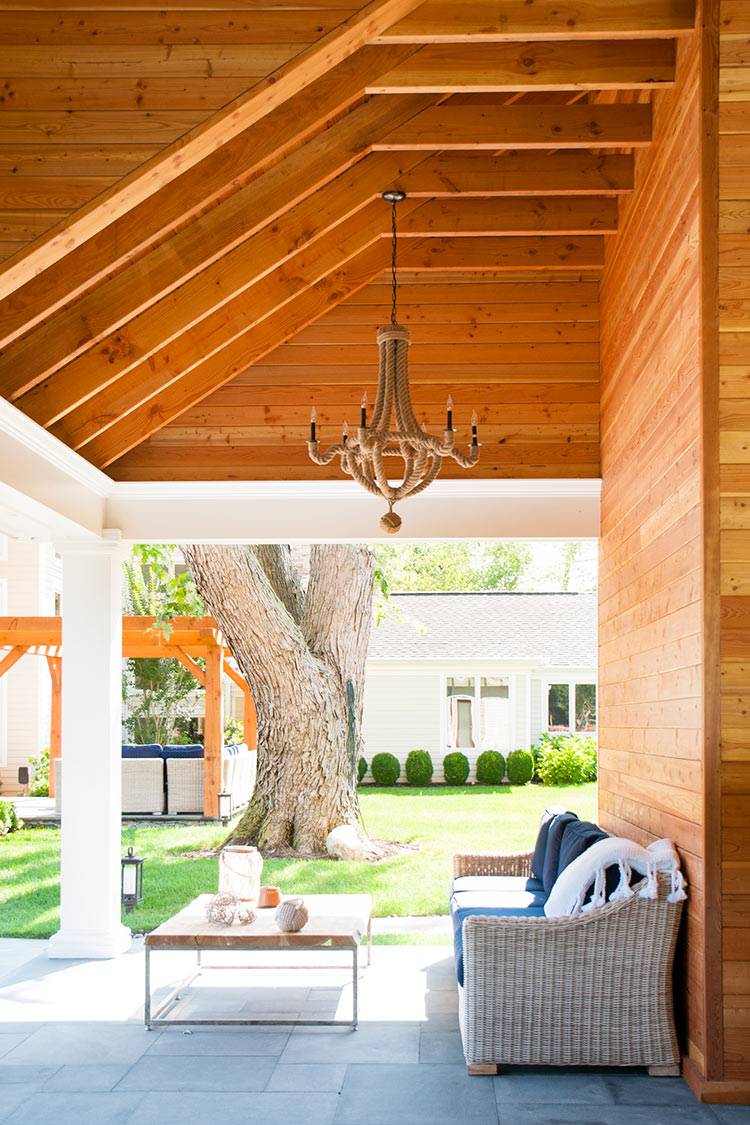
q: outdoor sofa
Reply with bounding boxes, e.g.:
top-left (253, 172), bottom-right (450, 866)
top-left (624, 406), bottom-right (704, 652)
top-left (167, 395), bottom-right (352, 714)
top-left (54, 742), bottom-right (257, 816)
top-left (451, 808), bottom-right (687, 1076)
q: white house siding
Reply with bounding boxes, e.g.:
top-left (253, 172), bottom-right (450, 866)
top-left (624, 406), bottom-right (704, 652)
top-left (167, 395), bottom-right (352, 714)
top-left (361, 672), bottom-right (441, 781)
top-left (0, 539), bottom-right (61, 794)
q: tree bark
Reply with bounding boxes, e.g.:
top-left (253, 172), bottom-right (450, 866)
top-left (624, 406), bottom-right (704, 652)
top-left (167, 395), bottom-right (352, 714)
top-left (182, 544), bottom-right (374, 853)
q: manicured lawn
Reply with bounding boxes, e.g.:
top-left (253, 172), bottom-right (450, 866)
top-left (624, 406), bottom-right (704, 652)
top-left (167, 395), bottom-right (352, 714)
top-left (0, 782), bottom-right (596, 939)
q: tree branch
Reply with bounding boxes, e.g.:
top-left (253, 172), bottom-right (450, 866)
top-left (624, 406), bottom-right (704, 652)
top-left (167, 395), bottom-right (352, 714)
top-left (250, 544), bottom-right (305, 625)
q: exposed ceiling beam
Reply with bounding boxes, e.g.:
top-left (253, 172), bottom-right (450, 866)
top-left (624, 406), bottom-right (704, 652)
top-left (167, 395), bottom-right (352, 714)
top-left (376, 102), bottom-right (653, 149)
top-left (84, 242), bottom-right (394, 469)
top-left (367, 39), bottom-right (676, 92)
top-left (379, 0), bottom-right (696, 42)
top-left (0, 43), bottom-right (422, 344)
top-left (0, 0), bottom-right (428, 299)
top-left (394, 152), bottom-right (635, 195)
top-left (0, 92), bottom-right (440, 399)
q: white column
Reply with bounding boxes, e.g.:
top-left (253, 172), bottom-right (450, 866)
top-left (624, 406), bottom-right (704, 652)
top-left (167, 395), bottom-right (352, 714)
top-left (48, 532), bottom-right (131, 959)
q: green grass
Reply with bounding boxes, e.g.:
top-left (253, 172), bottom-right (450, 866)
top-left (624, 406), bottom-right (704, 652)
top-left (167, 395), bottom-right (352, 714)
top-left (0, 783), bottom-right (596, 939)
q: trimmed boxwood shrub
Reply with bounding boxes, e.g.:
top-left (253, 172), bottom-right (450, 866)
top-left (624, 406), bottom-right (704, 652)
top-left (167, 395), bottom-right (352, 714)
top-left (506, 748), bottom-right (534, 785)
top-left (357, 756), bottom-right (368, 784)
top-left (405, 749), bottom-right (433, 786)
top-left (0, 799), bottom-right (22, 836)
top-left (475, 750), bottom-right (505, 785)
top-left (443, 751), bottom-right (470, 786)
top-left (371, 752), bottom-right (401, 786)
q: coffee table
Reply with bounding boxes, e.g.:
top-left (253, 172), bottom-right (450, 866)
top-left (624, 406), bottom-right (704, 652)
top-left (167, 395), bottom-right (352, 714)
top-left (144, 892), bottom-right (372, 1030)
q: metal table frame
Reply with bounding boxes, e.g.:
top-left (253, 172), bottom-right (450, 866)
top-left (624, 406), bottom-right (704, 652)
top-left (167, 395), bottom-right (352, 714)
top-left (145, 918), bottom-right (371, 1031)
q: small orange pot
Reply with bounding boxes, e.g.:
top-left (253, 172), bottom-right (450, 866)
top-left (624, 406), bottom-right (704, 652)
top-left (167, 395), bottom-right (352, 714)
top-left (258, 885), bottom-right (281, 908)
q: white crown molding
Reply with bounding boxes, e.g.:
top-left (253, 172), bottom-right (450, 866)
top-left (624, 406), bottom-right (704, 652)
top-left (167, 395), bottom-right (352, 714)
top-left (0, 397), bottom-right (112, 497)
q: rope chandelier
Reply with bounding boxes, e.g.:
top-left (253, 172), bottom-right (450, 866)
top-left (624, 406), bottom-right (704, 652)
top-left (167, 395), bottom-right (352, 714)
top-left (306, 191), bottom-right (480, 533)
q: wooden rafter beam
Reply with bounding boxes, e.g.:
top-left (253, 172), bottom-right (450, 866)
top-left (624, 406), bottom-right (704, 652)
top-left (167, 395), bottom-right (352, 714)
top-left (379, 0), bottom-right (696, 42)
top-left (0, 43), bottom-right (423, 345)
top-left (173, 647), bottom-right (207, 686)
top-left (367, 39), bottom-right (676, 92)
top-left (375, 103), bottom-right (653, 149)
top-left (18, 151), bottom-right (428, 429)
top-left (50, 198), bottom-right (415, 451)
top-left (394, 152), bottom-right (634, 196)
top-left (0, 0), bottom-right (428, 300)
top-left (85, 242), bottom-right (392, 468)
top-left (223, 660), bottom-right (249, 693)
top-left (0, 93), bottom-right (439, 400)
top-left (0, 646), bottom-right (29, 679)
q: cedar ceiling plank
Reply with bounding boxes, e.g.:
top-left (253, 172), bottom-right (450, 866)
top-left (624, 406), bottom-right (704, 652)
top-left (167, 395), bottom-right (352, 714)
top-left (394, 152), bottom-right (634, 195)
top-left (198, 382), bottom-right (600, 407)
top-left (0, 146), bottom-right (159, 177)
top-left (398, 196), bottom-right (618, 235)
top-left (0, 177), bottom-right (116, 210)
top-left (0, 111), bottom-right (208, 145)
top-left (379, 0), bottom-right (697, 41)
top-left (0, 0), bottom-right (428, 300)
top-left (227, 362), bottom-right (600, 386)
top-left (368, 39), bottom-right (677, 92)
top-left (0, 89), bottom-right (439, 397)
top-left (395, 235), bottom-right (606, 270)
top-left (258, 340), bottom-right (599, 363)
top-left (20, 192), bottom-right (609, 429)
top-left (50, 200), bottom-right (414, 450)
top-left (152, 422), bottom-right (599, 444)
top-left (0, 44), bottom-right (297, 77)
top-left (375, 102), bottom-right (653, 149)
top-left (0, 43), bottom-right (420, 346)
top-left (0, 78), bottom-right (275, 112)
top-left (178, 396), bottom-right (600, 422)
top-left (85, 241), bottom-right (393, 468)
top-left (21, 150), bottom-right (426, 428)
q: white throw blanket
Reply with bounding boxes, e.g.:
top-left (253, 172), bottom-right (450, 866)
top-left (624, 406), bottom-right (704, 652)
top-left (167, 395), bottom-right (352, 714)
top-left (544, 836), bottom-right (688, 918)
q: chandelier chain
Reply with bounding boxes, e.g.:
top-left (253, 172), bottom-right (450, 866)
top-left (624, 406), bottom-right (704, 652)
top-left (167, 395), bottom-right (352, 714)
top-left (390, 198), bottom-right (398, 326)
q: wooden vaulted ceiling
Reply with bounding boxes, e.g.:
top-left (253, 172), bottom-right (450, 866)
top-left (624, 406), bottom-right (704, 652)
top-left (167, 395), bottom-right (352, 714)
top-left (0, 0), bottom-right (697, 482)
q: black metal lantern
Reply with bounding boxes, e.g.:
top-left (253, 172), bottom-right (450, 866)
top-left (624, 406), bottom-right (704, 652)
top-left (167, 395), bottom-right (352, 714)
top-left (121, 846), bottom-right (144, 912)
top-left (218, 791), bottom-right (232, 824)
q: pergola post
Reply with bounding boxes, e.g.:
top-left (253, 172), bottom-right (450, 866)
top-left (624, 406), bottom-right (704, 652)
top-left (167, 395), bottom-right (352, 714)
top-left (203, 643), bottom-right (224, 818)
top-left (48, 534), bottom-right (131, 959)
top-left (243, 688), bottom-right (258, 750)
top-left (46, 655), bottom-right (61, 799)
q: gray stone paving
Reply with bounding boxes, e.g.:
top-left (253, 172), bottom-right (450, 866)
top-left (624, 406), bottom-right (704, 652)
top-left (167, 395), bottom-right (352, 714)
top-left (0, 939), bottom-right (748, 1125)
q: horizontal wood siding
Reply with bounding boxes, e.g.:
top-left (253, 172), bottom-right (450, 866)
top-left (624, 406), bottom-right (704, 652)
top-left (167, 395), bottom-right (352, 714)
top-left (719, 0), bottom-right (750, 1083)
top-left (597, 30), bottom-right (708, 1071)
top-left (109, 272), bottom-right (601, 481)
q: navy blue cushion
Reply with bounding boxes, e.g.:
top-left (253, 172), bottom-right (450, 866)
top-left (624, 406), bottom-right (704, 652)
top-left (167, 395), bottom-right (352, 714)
top-left (557, 820), bottom-right (609, 879)
top-left (542, 812), bottom-right (579, 895)
top-left (121, 744), bottom-right (162, 759)
top-left (162, 744), bottom-right (204, 759)
top-left (531, 807), bottom-right (560, 882)
top-left (453, 874), bottom-right (544, 896)
top-left (451, 887), bottom-right (547, 987)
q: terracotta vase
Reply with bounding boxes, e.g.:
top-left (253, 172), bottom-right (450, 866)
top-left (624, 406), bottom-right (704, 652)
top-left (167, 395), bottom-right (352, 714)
top-left (258, 885), bottom-right (281, 908)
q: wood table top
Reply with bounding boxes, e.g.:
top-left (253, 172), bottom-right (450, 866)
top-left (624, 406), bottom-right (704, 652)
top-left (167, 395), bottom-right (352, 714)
top-left (145, 893), bottom-right (372, 949)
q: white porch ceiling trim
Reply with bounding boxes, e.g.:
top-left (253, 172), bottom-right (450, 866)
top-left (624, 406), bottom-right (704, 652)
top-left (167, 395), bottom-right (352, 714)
top-left (0, 398), bottom-right (601, 542)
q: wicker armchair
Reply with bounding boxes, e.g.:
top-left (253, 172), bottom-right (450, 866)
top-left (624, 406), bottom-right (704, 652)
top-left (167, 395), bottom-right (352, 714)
top-left (453, 850), bottom-right (683, 1076)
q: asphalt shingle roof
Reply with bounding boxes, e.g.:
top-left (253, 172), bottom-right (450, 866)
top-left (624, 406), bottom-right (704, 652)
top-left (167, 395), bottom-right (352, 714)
top-left (368, 591), bottom-right (597, 666)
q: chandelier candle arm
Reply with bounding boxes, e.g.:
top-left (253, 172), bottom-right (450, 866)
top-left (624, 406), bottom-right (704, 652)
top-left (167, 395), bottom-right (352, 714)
top-left (305, 189), bottom-right (479, 534)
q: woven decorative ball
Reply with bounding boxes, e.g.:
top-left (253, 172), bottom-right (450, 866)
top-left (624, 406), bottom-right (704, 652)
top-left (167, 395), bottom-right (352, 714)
top-left (275, 897), bottom-right (309, 933)
top-left (205, 891), bottom-right (238, 926)
top-left (237, 907), bottom-right (256, 925)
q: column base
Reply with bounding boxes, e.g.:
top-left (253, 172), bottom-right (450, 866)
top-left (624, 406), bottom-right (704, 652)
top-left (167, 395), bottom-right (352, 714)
top-left (48, 924), bottom-right (131, 960)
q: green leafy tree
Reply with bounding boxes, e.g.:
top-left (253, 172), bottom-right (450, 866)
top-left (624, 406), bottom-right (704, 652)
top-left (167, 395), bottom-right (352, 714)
top-left (375, 542), bottom-right (532, 592)
top-left (122, 550), bottom-right (203, 745)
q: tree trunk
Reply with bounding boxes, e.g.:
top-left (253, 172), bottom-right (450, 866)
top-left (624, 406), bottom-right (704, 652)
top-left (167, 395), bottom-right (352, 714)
top-left (182, 544), bottom-right (374, 853)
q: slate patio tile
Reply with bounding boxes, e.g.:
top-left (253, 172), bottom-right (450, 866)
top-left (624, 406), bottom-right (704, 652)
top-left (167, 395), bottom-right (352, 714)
top-left (602, 1073), bottom-right (702, 1105)
top-left (114, 1053), bottom-right (276, 1091)
top-left (265, 1062), bottom-right (348, 1092)
top-left (3, 1091), bottom-right (144, 1125)
top-left (493, 1069), bottom-right (614, 1104)
top-left (0, 1064), bottom-right (60, 1085)
top-left (0, 1084), bottom-right (46, 1123)
top-left (0, 1036), bottom-right (30, 1061)
top-left (42, 1063), bottom-right (134, 1091)
top-left (419, 1030), bottom-right (465, 1065)
top-left (281, 1022), bottom-right (420, 1066)
top-left (711, 1108), bottom-right (750, 1123)
top-left (146, 1027), bottom-right (289, 1056)
top-left (127, 1090), bottom-right (340, 1125)
top-left (494, 1105), bottom-right (722, 1125)
top-left (0, 1022), bottom-right (154, 1066)
top-left (334, 1062), bottom-right (498, 1125)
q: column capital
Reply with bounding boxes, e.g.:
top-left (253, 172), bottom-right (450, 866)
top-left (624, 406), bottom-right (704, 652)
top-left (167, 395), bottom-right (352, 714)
top-left (55, 529), bottom-right (123, 557)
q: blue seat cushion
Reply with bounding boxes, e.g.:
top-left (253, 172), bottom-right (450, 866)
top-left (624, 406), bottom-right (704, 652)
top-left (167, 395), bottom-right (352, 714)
top-left (162, 743), bottom-right (204, 759)
top-left (451, 885), bottom-right (547, 987)
top-left (122, 744), bottom-right (163, 759)
top-left (557, 820), bottom-right (609, 877)
top-left (531, 807), bottom-right (559, 882)
top-left (542, 812), bottom-right (579, 895)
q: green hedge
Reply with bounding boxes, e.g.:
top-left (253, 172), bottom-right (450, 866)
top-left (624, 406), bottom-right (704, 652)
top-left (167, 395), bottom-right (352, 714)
top-left (533, 733), bottom-right (598, 786)
top-left (506, 748), bottom-right (534, 785)
top-left (371, 752), bottom-right (401, 786)
top-left (357, 757), bottom-right (368, 784)
top-left (405, 750), bottom-right (434, 786)
top-left (475, 750), bottom-right (505, 785)
top-left (442, 751), bottom-right (470, 786)
top-left (0, 800), bottom-right (22, 836)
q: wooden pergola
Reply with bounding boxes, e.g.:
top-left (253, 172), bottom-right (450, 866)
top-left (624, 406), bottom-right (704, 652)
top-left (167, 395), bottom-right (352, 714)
top-left (0, 615), bottom-right (257, 818)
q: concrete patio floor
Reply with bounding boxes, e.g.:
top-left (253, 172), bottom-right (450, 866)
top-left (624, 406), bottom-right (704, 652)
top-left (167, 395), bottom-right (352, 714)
top-left (0, 937), bottom-right (748, 1125)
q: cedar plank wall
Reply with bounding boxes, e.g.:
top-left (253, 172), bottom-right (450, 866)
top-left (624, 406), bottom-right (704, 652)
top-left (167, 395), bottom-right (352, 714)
top-left (719, 0), bottom-right (750, 1086)
top-left (597, 28), bottom-right (710, 1076)
top-left (108, 272), bottom-right (601, 481)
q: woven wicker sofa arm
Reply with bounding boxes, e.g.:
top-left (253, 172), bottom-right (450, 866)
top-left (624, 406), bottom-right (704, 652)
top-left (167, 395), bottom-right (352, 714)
top-left (453, 850), bottom-right (534, 878)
